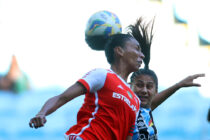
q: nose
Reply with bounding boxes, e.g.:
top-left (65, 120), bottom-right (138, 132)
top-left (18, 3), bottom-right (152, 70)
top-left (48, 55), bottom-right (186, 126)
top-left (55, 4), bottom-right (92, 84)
top-left (141, 86), bottom-right (147, 95)
top-left (139, 51), bottom-right (145, 59)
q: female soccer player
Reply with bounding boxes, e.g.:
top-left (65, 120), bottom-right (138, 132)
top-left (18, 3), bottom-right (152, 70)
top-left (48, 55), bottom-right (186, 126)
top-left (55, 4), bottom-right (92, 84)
top-left (128, 17), bottom-right (205, 140)
top-left (130, 69), bottom-right (204, 140)
top-left (29, 33), bottom-right (145, 140)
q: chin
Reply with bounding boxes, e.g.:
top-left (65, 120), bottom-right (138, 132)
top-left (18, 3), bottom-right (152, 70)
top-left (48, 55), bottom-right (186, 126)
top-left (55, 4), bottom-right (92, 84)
top-left (140, 103), bottom-right (150, 108)
top-left (136, 64), bottom-right (142, 70)
top-left (133, 67), bottom-right (139, 72)
top-left (129, 65), bottom-right (140, 73)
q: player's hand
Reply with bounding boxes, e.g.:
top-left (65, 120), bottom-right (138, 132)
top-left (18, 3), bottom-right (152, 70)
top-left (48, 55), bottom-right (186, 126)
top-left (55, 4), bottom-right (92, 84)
top-left (177, 73), bottom-right (205, 87)
top-left (29, 114), bottom-right (47, 129)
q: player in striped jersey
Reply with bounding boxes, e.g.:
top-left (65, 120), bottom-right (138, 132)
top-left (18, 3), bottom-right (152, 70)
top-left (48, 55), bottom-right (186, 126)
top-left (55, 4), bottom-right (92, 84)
top-left (130, 68), bottom-right (204, 140)
top-left (128, 17), bottom-right (204, 140)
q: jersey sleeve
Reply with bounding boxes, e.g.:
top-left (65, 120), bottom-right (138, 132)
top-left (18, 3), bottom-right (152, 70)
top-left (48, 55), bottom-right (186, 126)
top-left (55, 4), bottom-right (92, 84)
top-left (77, 68), bottom-right (107, 93)
top-left (128, 123), bottom-right (135, 136)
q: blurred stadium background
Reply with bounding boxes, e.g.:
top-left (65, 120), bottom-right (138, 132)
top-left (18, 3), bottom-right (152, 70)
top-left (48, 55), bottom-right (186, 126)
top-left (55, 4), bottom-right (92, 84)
top-left (0, 0), bottom-right (210, 140)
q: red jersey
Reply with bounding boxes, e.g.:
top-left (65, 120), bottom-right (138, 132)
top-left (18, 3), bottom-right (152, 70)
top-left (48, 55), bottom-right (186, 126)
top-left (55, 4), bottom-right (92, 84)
top-left (65, 68), bottom-right (140, 140)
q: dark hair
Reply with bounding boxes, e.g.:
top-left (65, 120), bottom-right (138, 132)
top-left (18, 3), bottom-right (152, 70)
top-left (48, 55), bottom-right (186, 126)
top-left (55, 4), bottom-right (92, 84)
top-left (127, 17), bottom-right (155, 69)
top-left (127, 17), bottom-right (158, 89)
top-left (130, 69), bottom-right (158, 90)
top-left (85, 33), bottom-right (134, 64)
top-left (104, 34), bottom-right (134, 64)
top-left (85, 35), bottom-right (109, 51)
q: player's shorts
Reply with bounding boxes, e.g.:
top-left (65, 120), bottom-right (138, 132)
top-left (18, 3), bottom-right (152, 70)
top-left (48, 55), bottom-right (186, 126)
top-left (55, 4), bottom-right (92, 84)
top-left (65, 134), bottom-right (83, 140)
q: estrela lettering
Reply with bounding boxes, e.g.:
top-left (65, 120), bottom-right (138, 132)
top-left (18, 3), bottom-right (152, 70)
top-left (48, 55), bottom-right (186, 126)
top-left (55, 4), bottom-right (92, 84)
top-left (112, 92), bottom-right (137, 112)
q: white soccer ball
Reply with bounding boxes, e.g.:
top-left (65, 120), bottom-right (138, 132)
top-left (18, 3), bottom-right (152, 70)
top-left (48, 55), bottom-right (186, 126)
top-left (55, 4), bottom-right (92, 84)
top-left (85, 10), bottom-right (122, 37)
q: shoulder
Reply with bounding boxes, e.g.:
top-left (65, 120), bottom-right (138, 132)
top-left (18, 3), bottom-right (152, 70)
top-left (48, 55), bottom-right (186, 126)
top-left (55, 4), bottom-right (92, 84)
top-left (80, 68), bottom-right (110, 93)
top-left (91, 68), bottom-right (109, 73)
top-left (82, 68), bottom-right (110, 78)
top-left (91, 68), bottom-right (111, 73)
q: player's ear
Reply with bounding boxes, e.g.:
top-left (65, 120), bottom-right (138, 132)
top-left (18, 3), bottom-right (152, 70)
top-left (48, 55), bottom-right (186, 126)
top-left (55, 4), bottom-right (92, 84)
top-left (114, 46), bottom-right (124, 57)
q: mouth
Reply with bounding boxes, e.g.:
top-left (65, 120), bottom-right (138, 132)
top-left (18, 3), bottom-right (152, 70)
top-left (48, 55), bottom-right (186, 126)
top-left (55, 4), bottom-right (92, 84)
top-left (137, 61), bottom-right (142, 64)
top-left (138, 96), bottom-right (148, 101)
top-left (137, 60), bottom-right (142, 67)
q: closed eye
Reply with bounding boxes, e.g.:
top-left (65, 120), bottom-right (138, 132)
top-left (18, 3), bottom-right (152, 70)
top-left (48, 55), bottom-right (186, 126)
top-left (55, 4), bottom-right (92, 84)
top-left (137, 45), bottom-right (141, 52)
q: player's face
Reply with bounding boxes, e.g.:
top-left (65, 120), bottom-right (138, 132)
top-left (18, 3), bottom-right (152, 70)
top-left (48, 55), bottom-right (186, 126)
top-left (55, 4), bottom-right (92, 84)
top-left (122, 38), bottom-right (144, 72)
top-left (131, 74), bottom-right (157, 108)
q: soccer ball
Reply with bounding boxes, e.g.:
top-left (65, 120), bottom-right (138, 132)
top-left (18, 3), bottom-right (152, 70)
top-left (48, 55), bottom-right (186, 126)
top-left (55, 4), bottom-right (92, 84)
top-left (85, 10), bottom-right (122, 37)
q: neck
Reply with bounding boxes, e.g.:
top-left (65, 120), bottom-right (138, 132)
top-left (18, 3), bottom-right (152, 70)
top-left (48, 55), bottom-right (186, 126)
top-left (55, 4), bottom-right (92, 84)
top-left (111, 65), bottom-right (130, 82)
top-left (140, 103), bottom-right (151, 109)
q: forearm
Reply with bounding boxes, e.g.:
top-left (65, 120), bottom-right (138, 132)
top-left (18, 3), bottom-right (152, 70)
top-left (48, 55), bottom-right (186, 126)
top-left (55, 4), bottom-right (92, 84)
top-left (151, 73), bottom-right (204, 111)
top-left (151, 83), bottom-right (181, 110)
top-left (37, 95), bottom-right (67, 116)
top-left (37, 82), bottom-right (85, 116)
top-left (29, 82), bottom-right (85, 129)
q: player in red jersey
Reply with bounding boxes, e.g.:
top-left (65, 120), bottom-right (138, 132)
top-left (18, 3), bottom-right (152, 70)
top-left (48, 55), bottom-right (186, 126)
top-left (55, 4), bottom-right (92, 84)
top-left (29, 33), bottom-right (145, 140)
top-left (65, 68), bottom-right (140, 140)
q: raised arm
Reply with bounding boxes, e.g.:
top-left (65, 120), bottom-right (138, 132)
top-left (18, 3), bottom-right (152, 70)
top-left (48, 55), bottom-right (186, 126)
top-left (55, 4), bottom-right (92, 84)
top-left (151, 73), bottom-right (205, 111)
top-left (29, 82), bottom-right (86, 128)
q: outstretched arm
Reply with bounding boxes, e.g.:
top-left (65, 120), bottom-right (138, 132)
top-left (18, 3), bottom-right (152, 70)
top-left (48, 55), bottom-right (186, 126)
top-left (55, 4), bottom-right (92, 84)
top-left (151, 73), bottom-right (205, 111)
top-left (29, 82), bottom-right (86, 128)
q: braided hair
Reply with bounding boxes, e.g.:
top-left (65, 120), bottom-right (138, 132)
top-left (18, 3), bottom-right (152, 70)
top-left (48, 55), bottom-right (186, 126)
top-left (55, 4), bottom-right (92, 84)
top-left (127, 17), bottom-right (158, 89)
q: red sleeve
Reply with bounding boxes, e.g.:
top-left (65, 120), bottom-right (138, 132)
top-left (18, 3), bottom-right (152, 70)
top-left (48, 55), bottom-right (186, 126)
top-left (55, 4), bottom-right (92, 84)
top-left (78, 79), bottom-right (90, 93)
top-left (128, 123), bottom-right (135, 136)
